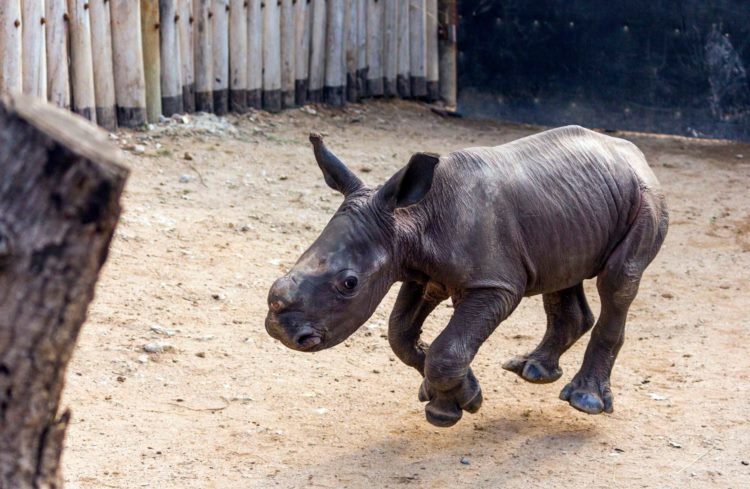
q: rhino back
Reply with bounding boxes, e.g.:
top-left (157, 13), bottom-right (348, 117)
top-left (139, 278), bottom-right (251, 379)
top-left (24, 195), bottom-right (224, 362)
top-left (419, 126), bottom-right (652, 295)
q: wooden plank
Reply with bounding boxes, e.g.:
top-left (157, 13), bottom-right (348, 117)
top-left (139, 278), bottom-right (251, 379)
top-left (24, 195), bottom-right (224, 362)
top-left (0, 1), bottom-right (23, 94)
top-left (409, 0), bottom-right (426, 97)
top-left (262, 0), bottom-right (281, 111)
top-left (246, 0), bottom-right (262, 109)
top-left (44, 0), bottom-right (70, 108)
top-left (324, 0), bottom-right (345, 106)
top-left (192, 0), bottom-right (213, 112)
top-left (355, 0), bottom-right (367, 97)
top-left (67, 0), bottom-right (96, 123)
top-left (229, 0), bottom-right (247, 112)
top-left (280, 0), bottom-right (295, 108)
top-left (177, 0), bottom-right (195, 112)
top-left (110, 0), bottom-right (147, 127)
top-left (21, 0), bottom-right (47, 99)
top-left (437, 0), bottom-right (456, 106)
top-left (344, 0), bottom-right (357, 102)
top-left (365, 0), bottom-right (383, 97)
top-left (293, 0), bottom-right (309, 105)
top-left (383, 0), bottom-right (398, 97)
top-left (0, 93), bottom-right (127, 489)
top-left (211, 0), bottom-right (229, 115)
top-left (140, 0), bottom-right (161, 122)
top-left (425, 0), bottom-right (438, 101)
top-left (160, 0), bottom-right (184, 116)
top-left (397, 0), bottom-right (410, 97)
top-left (89, 0), bottom-right (118, 129)
top-left (308, 0), bottom-right (326, 103)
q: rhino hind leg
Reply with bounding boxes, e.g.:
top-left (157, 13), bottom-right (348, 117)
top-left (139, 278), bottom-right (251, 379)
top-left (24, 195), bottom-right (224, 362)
top-left (503, 283), bottom-right (594, 384)
top-left (560, 196), bottom-right (668, 415)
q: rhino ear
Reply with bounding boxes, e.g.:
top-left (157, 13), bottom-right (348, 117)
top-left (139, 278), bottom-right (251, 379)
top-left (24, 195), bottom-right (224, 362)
top-left (378, 152), bottom-right (440, 209)
top-left (309, 133), bottom-right (363, 196)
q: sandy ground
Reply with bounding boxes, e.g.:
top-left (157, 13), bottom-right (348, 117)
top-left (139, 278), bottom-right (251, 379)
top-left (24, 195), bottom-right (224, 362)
top-left (60, 100), bottom-right (750, 488)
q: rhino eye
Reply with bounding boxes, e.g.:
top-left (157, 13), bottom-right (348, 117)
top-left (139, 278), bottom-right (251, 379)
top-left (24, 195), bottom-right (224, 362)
top-left (343, 276), bottom-right (358, 290)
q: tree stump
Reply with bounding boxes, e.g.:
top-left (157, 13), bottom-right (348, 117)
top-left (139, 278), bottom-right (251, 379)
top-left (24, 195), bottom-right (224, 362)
top-left (0, 94), bottom-right (128, 489)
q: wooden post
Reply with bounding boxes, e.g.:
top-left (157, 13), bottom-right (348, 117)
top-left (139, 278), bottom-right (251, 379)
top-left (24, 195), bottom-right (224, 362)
top-left (110, 0), bottom-right (147, 127)
top-left (89, 0), bottom-right (118, 130)
top-left (193, 0), bottom-right (213, 112)
top-left (67, 0), bottom-right (97, 123)
top-left (409, 0), bottom-right (426, 97)
top-left (397, 0), bottom-right (410, 97)
top-left (262, 0), bottom-right (281, 111)
top-left (293, 0), bottom-right (310, 105)
top-left (355, 0), bottom-right (367, 98)
top-left (246, 0), bottom-right (262, 109)
top-left (344, 0), bottom-right (358, 102)
top-left (140, 0), bottom-right (162, 122)
top-left (425, 0), bottom-right (438, 101)
top-left (308, 0), bottom-right (326, 103)
top-left (0, 1), bottom-right (23, 95)
top-left (21, 0), bottom-right (47, 99)
top-left (0, 93), bottom-right (127, 489)
top-left (280, 0), bottom-right (295, 108)
top-left (366, 0), bottom-right (383, 97)
top-left (437, 0), bottom-right (456, 107)
top-left (383, 0), bottom-right (398, 97)
top-left (229, 0), bottom-right (247, 112)
top-left (45, 0), bottom-right (70, 108)
top-left (211, 0), bottom-right (229, 115)
top-left (160, 0), bottom-right (184, 116)
top-left (177, 0), bottom-right (195, 112)
top-left (324, 0), bottom-right (344, 106)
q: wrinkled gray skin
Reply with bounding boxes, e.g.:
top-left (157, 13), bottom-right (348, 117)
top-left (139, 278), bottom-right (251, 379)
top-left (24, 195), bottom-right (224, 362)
top-left (266, 126), bottom-right (668, 427)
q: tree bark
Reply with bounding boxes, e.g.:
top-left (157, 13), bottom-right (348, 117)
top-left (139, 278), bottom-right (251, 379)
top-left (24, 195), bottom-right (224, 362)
top-left (0, 94), bottom-right (128, 489)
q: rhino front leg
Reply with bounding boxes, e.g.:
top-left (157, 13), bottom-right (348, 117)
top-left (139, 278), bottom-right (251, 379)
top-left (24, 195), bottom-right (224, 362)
top-left (421, 288), bottom-right (522, 427)
top-left (388, 281), bottom-right (449, 374)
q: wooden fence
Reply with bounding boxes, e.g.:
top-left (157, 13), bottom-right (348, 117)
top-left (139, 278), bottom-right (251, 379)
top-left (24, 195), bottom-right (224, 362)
top-left (0, 0), bottom-right (457, 130)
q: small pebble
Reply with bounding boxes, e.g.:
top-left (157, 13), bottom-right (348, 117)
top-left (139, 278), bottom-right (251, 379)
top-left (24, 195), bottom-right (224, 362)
top-left (195, 352), bottom-right (206, 358)
top-left (144, 342), bottom-right (173, 353)
top-left (137, 354), bottom-right (149, 364)
top-left (179, 174), bottom-right (192, 183)
top-left (133, 144), bottom-right (146, 154)
top-left (668, 440), bottom-right (682, 448)
top-left (460, 457), bottom-right (470, 465)
top-left (183, 152), bottom-right (193, 161)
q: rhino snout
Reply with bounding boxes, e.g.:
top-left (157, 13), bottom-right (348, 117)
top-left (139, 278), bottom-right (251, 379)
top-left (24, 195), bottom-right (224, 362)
top-left (268, 275), bottom-right (298, 314)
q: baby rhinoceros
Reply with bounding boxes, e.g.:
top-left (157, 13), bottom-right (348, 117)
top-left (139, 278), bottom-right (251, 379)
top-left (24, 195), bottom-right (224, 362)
top-left (266, 126), bottom-right (668, 427)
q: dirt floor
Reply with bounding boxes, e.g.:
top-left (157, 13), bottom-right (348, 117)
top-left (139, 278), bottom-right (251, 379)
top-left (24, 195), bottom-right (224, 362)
top-left (60, 100), bottom-right (750, 488)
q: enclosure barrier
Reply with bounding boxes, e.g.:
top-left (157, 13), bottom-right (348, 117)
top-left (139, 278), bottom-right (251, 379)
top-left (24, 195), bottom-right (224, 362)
top-left (0, 0), bottom-right (457, 129)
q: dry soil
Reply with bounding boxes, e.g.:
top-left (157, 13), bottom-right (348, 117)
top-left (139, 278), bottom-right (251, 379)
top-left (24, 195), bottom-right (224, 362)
top-left (61, 100), bottom-right (750, 488)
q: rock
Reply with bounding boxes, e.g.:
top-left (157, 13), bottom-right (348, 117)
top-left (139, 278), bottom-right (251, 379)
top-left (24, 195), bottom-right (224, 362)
top-left (116, 376), bottom-right (126, 383)
top-left (359, 165), bottom-right (373, 173)
top-left (661, 292), bottom-right (674, 299)
top-left (179, 174), bottom-right (192, 183)
top-left (150, 324), bottom-right (175, 336)
top-left (195, 351), bottom-right (206, 358)
top-left (211, 293), bottom-right (225, 301)
top-left (279, 175), bottom-right (288, 181)
top-left (460, 457), bottom-right (470, 465)
top-left (268, 258), bottom-right (282, 266)
top-left (183, 152), bottom-right (193, 161)
top-left (668, 440), bottom-right (682, 448)
top-left (144, 342), bottom-right (173, 354)
top-left (133, 144), bottom-right (146, 154)
top-left (314, 408), bottom-right (328, 415)
top-left (736, 154), bottom-right (744, 159)
top-left (137, 354), bottom-right (149, 364)
top-left (649, 393), bottom-right (667, 401)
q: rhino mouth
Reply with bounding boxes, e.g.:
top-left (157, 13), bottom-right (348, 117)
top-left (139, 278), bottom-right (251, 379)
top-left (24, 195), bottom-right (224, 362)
top-left (265, 313), bottom-right (325, 352)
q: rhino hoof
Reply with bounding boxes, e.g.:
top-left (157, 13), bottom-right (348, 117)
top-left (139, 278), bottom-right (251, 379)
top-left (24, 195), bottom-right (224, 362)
top-left (559, 377), bottom-right (613, 415)
top-left (425, 399), bottom-right (462, 427)
top-left (502, 356), bottom-right (562, 384)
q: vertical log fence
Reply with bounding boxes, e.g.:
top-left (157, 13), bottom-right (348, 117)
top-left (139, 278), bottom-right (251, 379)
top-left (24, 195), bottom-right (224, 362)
top-left (0, 0), bottom-right (454, 129)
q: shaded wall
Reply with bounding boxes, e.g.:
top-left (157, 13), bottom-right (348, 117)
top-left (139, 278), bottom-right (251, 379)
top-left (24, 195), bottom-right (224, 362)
top-left (457, 0), bottom-right (750, 140)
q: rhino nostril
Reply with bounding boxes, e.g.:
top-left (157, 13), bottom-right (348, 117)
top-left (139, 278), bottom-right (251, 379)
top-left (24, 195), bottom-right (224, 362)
top-left (270, 299), bottom-right (284, 313)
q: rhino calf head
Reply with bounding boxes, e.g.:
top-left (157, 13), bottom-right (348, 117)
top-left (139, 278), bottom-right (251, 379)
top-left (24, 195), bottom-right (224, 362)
top-left (265, 134), bottom-right (439, 352)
